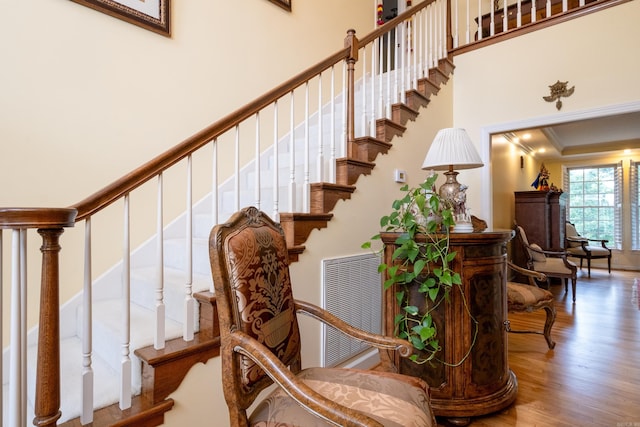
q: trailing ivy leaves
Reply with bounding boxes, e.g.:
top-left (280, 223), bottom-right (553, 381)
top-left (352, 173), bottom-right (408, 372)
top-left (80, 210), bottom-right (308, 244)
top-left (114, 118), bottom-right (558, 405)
top-left (362, 174), bottom-right (464, 364)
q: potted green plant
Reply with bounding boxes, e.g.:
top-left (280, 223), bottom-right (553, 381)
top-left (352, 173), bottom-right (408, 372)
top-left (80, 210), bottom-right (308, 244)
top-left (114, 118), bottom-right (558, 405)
top-left (362, 174), bottom-right (468, 364)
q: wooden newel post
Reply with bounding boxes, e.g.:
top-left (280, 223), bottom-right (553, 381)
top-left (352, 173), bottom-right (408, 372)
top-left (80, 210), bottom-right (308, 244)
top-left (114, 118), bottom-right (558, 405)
top-left (344, 28), bottom-right (359, 158)
top-left (0, 207), bottom-right (77, 427)
top-left (33, 227), bottom-right (64, 427)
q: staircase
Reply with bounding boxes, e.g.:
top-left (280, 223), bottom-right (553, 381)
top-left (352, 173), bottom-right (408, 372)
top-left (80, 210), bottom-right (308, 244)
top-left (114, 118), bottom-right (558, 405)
top-left (53, 56), bottom-right (454, 426)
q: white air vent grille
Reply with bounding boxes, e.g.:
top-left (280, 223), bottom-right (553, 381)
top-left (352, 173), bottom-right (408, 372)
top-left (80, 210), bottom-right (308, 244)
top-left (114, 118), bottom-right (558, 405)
top-left (322, 253), bottom-right (382, 367)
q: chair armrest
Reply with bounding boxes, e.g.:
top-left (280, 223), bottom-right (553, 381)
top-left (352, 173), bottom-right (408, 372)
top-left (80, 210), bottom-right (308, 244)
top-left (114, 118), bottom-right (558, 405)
top-left (528, 245), bottom-right (568, 258)
top-left (295, 299), bottom-right (413, 357)
top-left (229, 330), bottom-right (384, 427)
top-left (587, 238), bottom-right (610, 249)
top-left (566, 236), bottom-right (588, 243)
top-left (507, 261), bottom-right (547, 283)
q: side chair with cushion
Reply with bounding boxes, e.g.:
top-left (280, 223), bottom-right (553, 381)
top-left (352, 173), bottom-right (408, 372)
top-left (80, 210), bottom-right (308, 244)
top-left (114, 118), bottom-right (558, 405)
top-left (506, 262), bottom-right (556, 349)
top-left (565, 221), bottom-right (612, 277)
top-left (515, 225), bottom-right (578, 302)
top-left (209, 206), bottom-right (437, 427)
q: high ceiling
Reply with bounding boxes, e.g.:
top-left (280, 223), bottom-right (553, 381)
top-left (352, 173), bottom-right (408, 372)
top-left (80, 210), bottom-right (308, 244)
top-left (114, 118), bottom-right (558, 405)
top-left (494, 111), bottom-right (640, 160)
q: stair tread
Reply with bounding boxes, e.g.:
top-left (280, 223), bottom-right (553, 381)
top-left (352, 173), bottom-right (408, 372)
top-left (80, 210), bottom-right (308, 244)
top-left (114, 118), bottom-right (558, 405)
top-left (89, 300), bottom-right (185, 351)
top-left (22, 335), bottom-right (121, 424)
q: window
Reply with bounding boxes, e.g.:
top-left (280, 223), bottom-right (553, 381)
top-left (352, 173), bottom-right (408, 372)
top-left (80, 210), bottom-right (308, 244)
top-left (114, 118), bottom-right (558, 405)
top-left (564, 163), bottom-right (622, 250)
top-left (632, 160), bottom-right (639, 250)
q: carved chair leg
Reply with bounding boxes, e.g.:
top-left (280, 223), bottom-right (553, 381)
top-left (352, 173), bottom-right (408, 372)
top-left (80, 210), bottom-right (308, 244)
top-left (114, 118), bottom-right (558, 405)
top-left (587, 257), bottom-right (592, 277)
top-left (571, 278), bottom-right (577, 303)
top-left (542, 304), bottom-right (557, 350)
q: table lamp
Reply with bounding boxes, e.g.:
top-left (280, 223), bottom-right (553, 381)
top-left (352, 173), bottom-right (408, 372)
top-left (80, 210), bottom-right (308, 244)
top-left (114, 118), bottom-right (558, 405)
top-left (422, 128), bottom-right (484, 232)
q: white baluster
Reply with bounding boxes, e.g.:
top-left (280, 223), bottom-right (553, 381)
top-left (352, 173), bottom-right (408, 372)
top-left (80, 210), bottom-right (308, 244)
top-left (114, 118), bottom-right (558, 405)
top-left (330, 66), bottom-right (337, 182)
top-left (517, 0), bottom-right (522, 28)
top-left (370, 39), bottom-right (377, 137)
top-left (505, 0), bottom-right (510, 31)
top-left (531, 0), bottom-right (537, 23)
top-left (184, 155), bottom-right (194, 342)
top-left (361, 50), bottom-right (368, 138)
top-left (9, 229), bottom-right (24, 427)
top-left (378, 36), bottom-right (384, 125)
top-left (393, 25), bottom-right (400, 105)
top-left (19, 229), bottom-right (26, 421)
top-left (81, 219), bottom-right (94, 424)
top-left (386, 31), bottom-right (392, 118)
top-left (453, 0), bottom-right (459, 48)
top-left (289, 91), bottom-right (296, 211)
top-left (466, 0), bottom-right (471, 44)
top-left (155, 174), bottom-right (165, 350)
top-left (255, 112), bottom-right (261, 210)
top-left (477, 0), bottom-right (483, 40)
top-left (120, 195), bottom-right (132, 410)
top-left (342, 60), bottom-right (347, 158)
top-left (234, 126), bottom-right (240, 212)
top-left (318, 73), bottom-right (325, 182)
top-left (304, 81), bottom-right (310, 212)
top-left (212, 138), bottom-right (218, 229)
top-left (490, 0), bottom-right (496, 36)
top-left (273, 101), bottom-right (280, 220)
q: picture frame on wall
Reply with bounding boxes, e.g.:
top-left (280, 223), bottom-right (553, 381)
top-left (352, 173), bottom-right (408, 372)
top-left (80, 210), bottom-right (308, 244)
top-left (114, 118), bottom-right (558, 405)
top-left (71, 0), bottom-right (170, 36)
top-left (269, 0), bottom-right (291, 11)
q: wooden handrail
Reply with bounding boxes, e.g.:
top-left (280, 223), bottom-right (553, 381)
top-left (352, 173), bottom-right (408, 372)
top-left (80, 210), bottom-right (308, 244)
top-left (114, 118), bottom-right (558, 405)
top-left (0, 208), bottom-right (77, 229)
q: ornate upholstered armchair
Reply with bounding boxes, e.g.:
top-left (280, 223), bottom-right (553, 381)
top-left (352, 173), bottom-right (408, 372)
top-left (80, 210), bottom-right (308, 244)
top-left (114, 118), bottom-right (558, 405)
top-left (506, 262), bottom-right (556, 349)
top-left (565, 221), bottom-right (612, 277)
top-left (515, 225), bottom-right (578, 302)
top-left (209, 207), bottom-right (437, 427)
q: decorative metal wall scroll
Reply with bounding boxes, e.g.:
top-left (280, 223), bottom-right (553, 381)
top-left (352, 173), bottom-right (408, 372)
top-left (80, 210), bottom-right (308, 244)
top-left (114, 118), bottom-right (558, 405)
top-left (543, 80), bottom-right (575, 110)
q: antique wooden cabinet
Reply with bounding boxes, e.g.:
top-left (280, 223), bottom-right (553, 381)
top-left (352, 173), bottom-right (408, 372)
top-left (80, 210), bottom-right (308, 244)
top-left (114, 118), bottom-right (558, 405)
top-left (381, 230), bottom-right (516, 426)
top-left (513, 190), bottom-right (567, 271)
top-left (514, 190), bottom-right (566, 251)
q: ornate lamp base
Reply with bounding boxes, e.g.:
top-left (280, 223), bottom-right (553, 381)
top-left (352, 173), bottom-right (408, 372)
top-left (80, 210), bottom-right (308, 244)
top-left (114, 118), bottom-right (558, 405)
top-left (438, 170), bottom-right (461, 204)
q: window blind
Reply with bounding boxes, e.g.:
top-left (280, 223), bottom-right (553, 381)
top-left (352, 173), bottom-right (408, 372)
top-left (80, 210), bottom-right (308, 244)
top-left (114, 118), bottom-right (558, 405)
top-left (631, 160), bottom-right (639, 250)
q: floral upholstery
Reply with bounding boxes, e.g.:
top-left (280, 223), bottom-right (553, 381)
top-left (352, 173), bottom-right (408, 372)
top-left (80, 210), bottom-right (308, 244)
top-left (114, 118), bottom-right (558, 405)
top-left (225, 222), bottom-right (301, 389)
top-left (251, 368), bottom-right (434, 427)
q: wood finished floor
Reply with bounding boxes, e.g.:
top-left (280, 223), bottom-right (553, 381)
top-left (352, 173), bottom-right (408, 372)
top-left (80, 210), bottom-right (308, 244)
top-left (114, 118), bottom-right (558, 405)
top-left (461, 268), bottom-right (640, 427)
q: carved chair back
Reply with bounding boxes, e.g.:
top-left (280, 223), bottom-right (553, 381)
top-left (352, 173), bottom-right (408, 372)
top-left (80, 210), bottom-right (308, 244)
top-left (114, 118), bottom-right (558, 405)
top-left (209, 207), bottom-right (302, 415)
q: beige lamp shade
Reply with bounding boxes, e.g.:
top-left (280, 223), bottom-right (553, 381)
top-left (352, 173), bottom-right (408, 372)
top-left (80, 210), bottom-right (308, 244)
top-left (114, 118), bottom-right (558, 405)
top-left (422, 128), bottom-right (484, 171)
